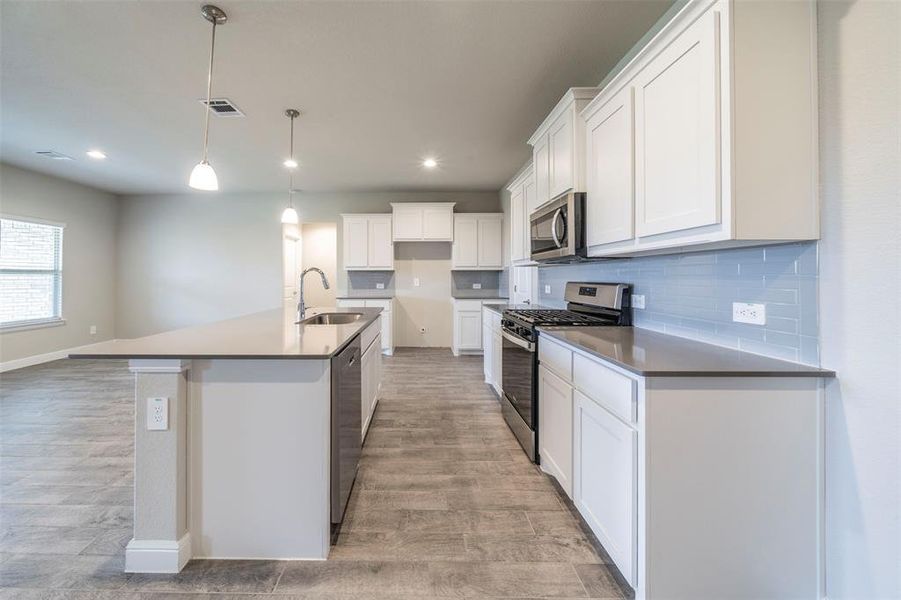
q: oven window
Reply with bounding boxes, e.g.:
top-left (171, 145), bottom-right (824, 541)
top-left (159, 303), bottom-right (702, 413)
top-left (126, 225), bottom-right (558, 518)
top-left (502, 336), bottom-right (534, 427)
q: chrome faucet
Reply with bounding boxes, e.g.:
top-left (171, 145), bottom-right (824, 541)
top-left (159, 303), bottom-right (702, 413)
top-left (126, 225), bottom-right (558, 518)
top-left (298, 267), bottom-right (330, 320)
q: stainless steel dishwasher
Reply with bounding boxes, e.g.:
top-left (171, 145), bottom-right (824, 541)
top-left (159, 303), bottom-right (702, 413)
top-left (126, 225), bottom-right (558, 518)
top-left (330, 336), bottom-right (362, 526)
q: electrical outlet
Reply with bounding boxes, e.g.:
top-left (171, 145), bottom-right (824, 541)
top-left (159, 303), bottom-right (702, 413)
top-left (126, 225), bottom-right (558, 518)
top-left (89, 325), bottom-right (97, 335)
top-left (146, 397), bottom-right (169, 431)
top-left (414, 277), bottom-right (421, 287)
top-left (472, 283), bottom-right (482, 290)
top-left (544, 285), bottom-right (551, 294)
top-left (732, 302), bottom-right (766, 325)
top-left (631, 295), bottom-right (646, 310)
top-left (376, 283), bottom-right (385, 290)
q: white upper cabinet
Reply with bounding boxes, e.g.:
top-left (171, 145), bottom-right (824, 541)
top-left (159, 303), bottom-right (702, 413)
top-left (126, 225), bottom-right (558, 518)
top-left (584, 86), bottom-right (635, 247)
top-left (634, 8), bottom-right (720, 237)
top-left (391, 203), bottom-right (455, 241)
top-left (581, 0), bottom-right (819, 257)
top-left (452, 214), bottom-right (503, 270)
top-left (342, 214), bottom-right (393, 270)
top-left (528, 88), bottom-right (599, 208)
top-left (507, 164), bottom-right (534, 265)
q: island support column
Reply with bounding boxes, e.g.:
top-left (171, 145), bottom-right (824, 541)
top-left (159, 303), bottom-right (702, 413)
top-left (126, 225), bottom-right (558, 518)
top-left (125, 359), bottom-right (192, 573)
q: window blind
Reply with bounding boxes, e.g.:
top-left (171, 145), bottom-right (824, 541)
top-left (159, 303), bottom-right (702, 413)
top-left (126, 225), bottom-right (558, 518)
top-left (0, 217), bottom-right (64, 328)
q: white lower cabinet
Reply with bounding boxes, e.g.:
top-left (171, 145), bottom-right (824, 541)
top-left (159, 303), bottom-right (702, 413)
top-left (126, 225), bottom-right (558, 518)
top-left (538, 366), bottom-right (573, 497)
top-left (573, 389), bottom-right (636, 586)
top-left (539, 330), bottom-right (825, 599)
top-left (360, 319), bottom-right (383, 440)
top-left (336, 298), bottom-right (394, 355)
top-left (481, 306), bottom-right (503, 396)
top-left (453, 299), bottom-right (506, 356)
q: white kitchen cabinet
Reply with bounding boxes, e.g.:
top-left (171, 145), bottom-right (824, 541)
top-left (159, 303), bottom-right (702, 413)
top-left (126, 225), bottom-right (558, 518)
top-left (634, 8), bottom-right (719, 237)
top-left (335, 298), bottom-right (395, 355)
top-left (528, 88), bottom-right (599, 208)
top-left (452, 214), bottom-right (503, 270)
top-left (584, 86), bottom-right (634, 247)
top-left (507, 163), bottom-right (534, 265)
top-left (390, 203), bottom-right (455, 241)
top-left (341, 214), bottom-right (394, 270)
top-left (510, 265), bottom-right (536, 305)
top-left (581, 0), bottom-right (819, 258)
top-left (482, 305), bottom-right (504, 395)
top-left (573, 389), bottom-right (636, 585)
top-left (538, 365), bottom-right (574, 497)
top-left (360, 318), bottom-right (382, 440)
top-left (541, 326), bottom-right (825, 599)
top-left (454, 299), bottom-right (506, 357)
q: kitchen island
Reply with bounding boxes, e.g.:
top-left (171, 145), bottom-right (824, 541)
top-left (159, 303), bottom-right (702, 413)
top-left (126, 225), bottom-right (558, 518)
top-left (69, 305), bottom-right (383, 573)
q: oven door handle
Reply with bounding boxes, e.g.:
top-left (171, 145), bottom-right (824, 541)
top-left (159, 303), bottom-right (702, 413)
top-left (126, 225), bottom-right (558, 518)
top-left (502, 329), bottom-right (535, 353)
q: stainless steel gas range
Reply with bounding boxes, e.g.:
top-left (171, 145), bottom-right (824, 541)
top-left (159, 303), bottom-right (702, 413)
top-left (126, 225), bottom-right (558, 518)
top-left (500, 282), bottom-right (632, 462)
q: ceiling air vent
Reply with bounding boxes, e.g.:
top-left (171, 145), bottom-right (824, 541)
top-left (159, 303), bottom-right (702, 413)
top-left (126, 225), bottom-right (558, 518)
top-left (198, 98), bottom-right (245, 117)
top-left (35, 150), bottom-right (74, 160)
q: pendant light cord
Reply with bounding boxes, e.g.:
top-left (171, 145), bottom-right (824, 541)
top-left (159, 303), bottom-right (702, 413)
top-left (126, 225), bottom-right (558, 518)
top-left (201, 21), bottom-right (217, 163)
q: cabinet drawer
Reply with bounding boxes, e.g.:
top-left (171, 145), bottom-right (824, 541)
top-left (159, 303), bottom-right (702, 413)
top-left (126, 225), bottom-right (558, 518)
top-left (573, 353), bottom-right (635, 423)
top-left (454, 300), bottom-right (484, 312)
top-left (538, 336), bottom-right (572, 381)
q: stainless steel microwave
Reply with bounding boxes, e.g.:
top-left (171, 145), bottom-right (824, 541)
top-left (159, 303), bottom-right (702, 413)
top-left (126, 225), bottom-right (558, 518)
top-left (529, 192), bottom-right (586, 262)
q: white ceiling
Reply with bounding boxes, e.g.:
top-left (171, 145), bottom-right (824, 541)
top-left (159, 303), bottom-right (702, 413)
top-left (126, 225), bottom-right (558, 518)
top-left (1, 1), bottom-right (670, 195)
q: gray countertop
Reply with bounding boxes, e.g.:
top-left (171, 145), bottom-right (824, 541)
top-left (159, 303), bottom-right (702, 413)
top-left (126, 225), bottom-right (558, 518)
top-left (452, 291), bottom-right (509, 300)
top-left (69, 306), bottom-right (382, 360)
top-left (538, 326), bottom-right (835, 378)
top-left (335, 290), bottom-right (395, 299)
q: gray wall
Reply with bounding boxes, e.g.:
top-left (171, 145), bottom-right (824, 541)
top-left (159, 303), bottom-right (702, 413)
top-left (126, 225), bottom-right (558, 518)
top-left (818, 1), bottom-right (901, 598)
top-left (117, 191), bottom-right (499, 338)
top-left (0, 164), bottom-right (118, 363)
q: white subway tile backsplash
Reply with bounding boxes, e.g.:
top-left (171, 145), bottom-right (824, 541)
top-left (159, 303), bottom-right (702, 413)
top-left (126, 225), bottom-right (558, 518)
top-left (537, 242), bottom-right (820, 365)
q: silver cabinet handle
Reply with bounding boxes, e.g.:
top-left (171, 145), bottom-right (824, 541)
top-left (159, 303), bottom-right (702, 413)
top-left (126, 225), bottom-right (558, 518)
top-left (551, 208), bottom-right (564, 248)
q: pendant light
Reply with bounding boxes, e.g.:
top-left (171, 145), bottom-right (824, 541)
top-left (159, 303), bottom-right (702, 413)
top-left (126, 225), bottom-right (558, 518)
top-left (281, 109), bottom-right (300, 224)
top-left (189, 5), bottom-right (227, 191)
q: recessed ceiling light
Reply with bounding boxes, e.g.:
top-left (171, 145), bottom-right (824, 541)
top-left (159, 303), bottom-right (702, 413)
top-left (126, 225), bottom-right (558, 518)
top-left (283, 158), bottom-right (298, 169)
top-left (86, 150), bottom-right (107, 160)
top-left (422, 158), bottom-right (437, 169)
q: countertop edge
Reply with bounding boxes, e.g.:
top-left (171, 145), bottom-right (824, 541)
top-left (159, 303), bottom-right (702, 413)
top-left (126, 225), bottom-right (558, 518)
top-left (537, 327), bottom-right (836, 378)
top-left (68, 309), bottom-right (382, 361)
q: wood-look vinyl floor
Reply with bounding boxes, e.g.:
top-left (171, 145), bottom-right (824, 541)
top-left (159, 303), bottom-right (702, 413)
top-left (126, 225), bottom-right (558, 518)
top-left (0, 349), bottom-right (627, 599)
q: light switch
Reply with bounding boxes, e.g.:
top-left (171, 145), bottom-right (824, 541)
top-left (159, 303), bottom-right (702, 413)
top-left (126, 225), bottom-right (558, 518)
top-left (147, 397), bottom-right (169, 431)
top-left (414, 277), bottom-right (420, 287)
top-left (544, 285), bottom-right (551, 294)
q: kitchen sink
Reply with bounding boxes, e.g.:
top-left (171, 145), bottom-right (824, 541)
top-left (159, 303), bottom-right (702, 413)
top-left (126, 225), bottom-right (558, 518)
top-left (298, 312), bottom-right (365, 325)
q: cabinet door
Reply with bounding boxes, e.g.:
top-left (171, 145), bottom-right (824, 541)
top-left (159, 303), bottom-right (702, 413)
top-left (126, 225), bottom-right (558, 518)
top-left (393, 206), bottom-right (423, 240)
top-left (477, 217), bottom-right (503, 268)
top-left (367, 216), bottom-right (394, 269)
top-left (422, 206), bottom-right (453, 241)
top-left (343, 216), bottom-right (369, 269)
top-left (523, 172), bottom-right (539, 216)
top-left (634, 9), bottom-right (720, 237)
top-left (533, 136), bottom-right (551, 208)
top-left (361, 343), bottom-right (375, 439)
top-left (456, 311), bottom-right (482, 351)
top-left (482, 324), bottom-right (493, 383)
top-left (586, 87), bottom-right (635, 247)
top-left (548, 111), bottom-right (574, 200)
top-left (492, 332), bottom-right (502, 394)
top-left (452, 215), bottom-right (479, 268)
top-left (372, 337), bottom-right (382, 414)
top-left (380, 311), bottom-right (392, 354)
top-left (573, 390), bottom-right (637, 586)
top-left (512, 266), bottom-right (535, 305)
top-left (510, 189), bottom-right (526, 263)
top-left (538, 366), bottom-right (573, 497)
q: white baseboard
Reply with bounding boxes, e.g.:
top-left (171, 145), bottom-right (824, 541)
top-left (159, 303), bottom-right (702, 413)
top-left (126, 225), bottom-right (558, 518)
top-left (125, 534), bottom-right (192, 573)
top-left (0, 340), bottom-right (120, 373)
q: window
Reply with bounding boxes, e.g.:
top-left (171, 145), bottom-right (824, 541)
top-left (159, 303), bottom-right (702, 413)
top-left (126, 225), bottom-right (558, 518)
top-left (0, 217), bottom-right (64, 329)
